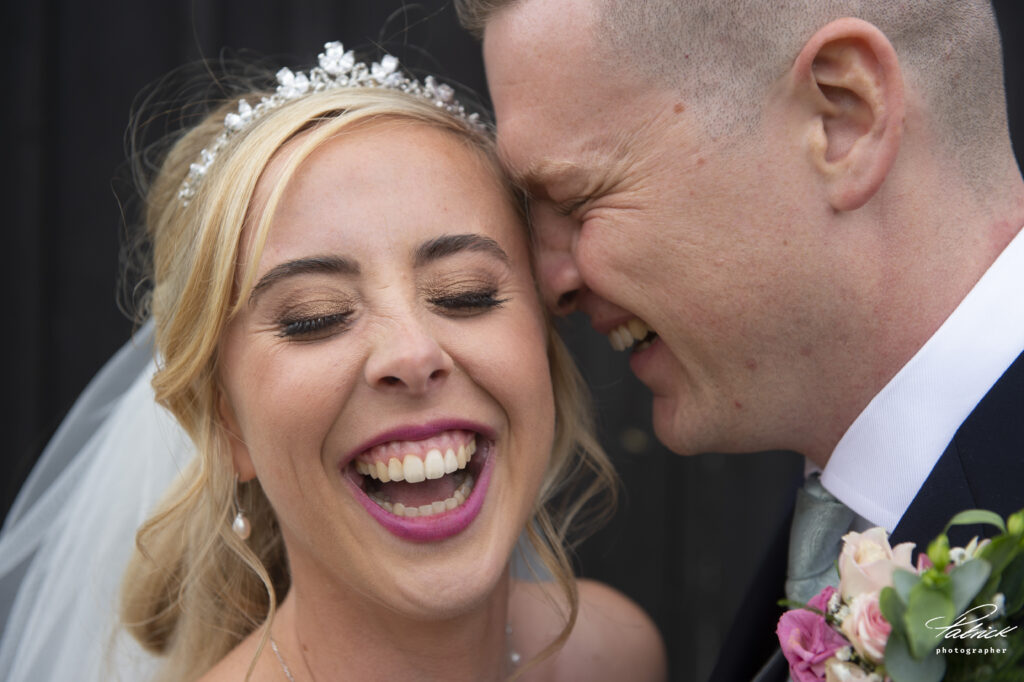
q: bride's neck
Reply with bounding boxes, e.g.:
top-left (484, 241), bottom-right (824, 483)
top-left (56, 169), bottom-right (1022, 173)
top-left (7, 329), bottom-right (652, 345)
top-left (271, 566), bottom-right (512, 681)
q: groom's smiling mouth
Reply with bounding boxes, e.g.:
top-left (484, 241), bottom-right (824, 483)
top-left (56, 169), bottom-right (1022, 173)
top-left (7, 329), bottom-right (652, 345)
top-left (607, 318), bottom-right (658, 352)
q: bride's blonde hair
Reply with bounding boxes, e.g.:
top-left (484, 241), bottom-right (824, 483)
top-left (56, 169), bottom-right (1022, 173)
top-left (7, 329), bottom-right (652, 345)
top-left (119, 73), bottom-right (616, 681)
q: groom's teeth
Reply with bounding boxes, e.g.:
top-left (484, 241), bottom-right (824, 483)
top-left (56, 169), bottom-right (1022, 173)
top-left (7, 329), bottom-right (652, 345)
top-left (609, 327), bottom-right (624, 351)
top-left (611, 324), bottom-right (630, 351)
top-left (607, 319), bottom-right (653, 352)
top-left (628, 319), bottom-right (648, 339)
top-left (357, 434), bottom-right (477, 482)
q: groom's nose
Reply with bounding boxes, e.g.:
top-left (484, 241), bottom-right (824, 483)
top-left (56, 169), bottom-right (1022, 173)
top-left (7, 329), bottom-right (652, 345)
top-left (532, 203), bottom-right (584, 316)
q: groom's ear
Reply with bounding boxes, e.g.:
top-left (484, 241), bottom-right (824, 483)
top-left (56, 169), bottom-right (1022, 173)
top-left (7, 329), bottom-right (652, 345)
top-left (787, 17), bottom-right (905, 212)
top-left (218, 391), bottom-right (257, 482)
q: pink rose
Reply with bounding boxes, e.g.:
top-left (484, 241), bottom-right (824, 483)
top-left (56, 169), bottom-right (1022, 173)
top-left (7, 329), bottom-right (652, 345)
top-left (840, 591), bottom-right (891, 664)
top-left (838, 528), bottom-right (915, 601)
top-left (809, 586), bottom-right (837, 613)
top-left (778, 609), bottom-right (850, 682)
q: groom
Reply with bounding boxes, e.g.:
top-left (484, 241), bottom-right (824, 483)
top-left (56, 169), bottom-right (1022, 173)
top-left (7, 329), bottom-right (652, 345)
top-left (458, 0), bottom-right (1024, 679)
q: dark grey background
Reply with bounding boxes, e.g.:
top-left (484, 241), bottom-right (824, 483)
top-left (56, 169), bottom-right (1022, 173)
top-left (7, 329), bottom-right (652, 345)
top-left (4, 2), bottom-right (1023, 679)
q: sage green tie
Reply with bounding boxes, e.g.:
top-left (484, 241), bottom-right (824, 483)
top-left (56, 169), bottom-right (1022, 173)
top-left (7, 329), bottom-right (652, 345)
top-left (785, 473), bottom-right (856, 605)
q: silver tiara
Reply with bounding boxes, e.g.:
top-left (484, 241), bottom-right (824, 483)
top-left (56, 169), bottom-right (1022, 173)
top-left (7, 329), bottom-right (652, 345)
top-left (178, 41), bottom-right (484, 205)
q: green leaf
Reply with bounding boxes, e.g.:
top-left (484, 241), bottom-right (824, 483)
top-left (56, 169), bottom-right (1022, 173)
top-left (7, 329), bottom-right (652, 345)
top-left (921, 569), bottom-right (951, 590)
top-left (928, 534), bottom-right (951, 568)
top-left (1001, 553), bottom-right (1024, 615)
top-left (885, 628), bottom-right (946, 682)
top-left (944, 509), bottom-right (1007, 534)
top-left (905, 582), bottom-right (954, 659)
top-left (880, 586), bottom-right (908, 636)
top-left (893, 568), bottom-right (920, 602)
top-left (981, 534), bottom-right (1021, 576)
top-left (1008, 509), bottom-right (1024, 536)
top-left (775, 598), bottom-right (824, 614)
top-left (949, 558), bottom-right (991, 615)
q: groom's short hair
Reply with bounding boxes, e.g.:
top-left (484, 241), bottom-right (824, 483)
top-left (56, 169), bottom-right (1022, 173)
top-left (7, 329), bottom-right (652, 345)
top-left (458, 0), bottom-right (1009, 189)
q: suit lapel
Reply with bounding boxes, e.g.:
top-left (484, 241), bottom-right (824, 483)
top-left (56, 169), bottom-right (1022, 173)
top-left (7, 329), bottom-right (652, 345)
top-left (889, 439), bottom-right (978, 547)
top-left (893, 348), bottom-right (1024, 547)
top-left (707, 352), bottom-right (1024, 681)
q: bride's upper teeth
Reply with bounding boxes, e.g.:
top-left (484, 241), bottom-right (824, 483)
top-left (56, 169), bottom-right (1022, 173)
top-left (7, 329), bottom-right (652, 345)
top-left (607, 319), bottom-right (653, 351)
top-left (354, 434), bottom-right (477, 483)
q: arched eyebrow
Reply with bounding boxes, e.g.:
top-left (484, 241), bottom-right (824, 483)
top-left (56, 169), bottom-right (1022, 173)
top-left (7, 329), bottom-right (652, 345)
top-left (248, 234), bottom-right (510, 306)
top-left (249, 255), bottom-right (359, 304)
top-left (414, 234), bottom-right (510, 267)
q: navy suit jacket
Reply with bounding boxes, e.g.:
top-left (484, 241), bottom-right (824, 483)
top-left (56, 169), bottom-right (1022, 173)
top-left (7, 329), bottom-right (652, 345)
top-left (706, 350), bottom-right (1024, 682)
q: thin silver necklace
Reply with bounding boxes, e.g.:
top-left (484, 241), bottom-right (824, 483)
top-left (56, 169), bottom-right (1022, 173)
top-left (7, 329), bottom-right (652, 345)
top-left (269, 636), bottom-right (296, 682)
top-left (269, 627), bottom-right (520, 681)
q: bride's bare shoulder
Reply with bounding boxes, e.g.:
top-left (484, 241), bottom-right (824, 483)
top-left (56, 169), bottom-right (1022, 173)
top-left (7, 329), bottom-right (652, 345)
top-left (510, 578), bottom-right (667, 682)
top-left (193, 631), bottom-right (278, 682)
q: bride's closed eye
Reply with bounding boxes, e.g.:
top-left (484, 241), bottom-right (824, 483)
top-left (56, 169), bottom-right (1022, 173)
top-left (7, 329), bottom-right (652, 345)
top-left (274, 296), bottom-right (355, 340)
top-left (425, 279), bottom-right (510, 317)
top-left (430, 288), bottom-right (508, 313)
top-left (277, 310), bottom-right (353, 339)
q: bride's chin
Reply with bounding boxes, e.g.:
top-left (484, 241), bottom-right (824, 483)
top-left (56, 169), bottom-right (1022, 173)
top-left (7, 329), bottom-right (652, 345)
top-left (342, 461), bottom-right (525, 617)
top-left (383, 543), bottom-right (515, 619)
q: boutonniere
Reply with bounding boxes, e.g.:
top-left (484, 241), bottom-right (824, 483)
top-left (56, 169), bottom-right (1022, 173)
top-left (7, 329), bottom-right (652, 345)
top-left (776, 508), bottom-right (1024, 681)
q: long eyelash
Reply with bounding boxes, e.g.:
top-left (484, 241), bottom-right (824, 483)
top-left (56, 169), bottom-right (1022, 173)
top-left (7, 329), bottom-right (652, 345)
top-left (277, 312), bottom-right (351, 338)
top-left (430, 289), bottom-right (509, 310)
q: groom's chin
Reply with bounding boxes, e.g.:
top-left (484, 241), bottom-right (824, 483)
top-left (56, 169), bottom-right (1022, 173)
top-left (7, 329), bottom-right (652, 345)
top-left (650, 393), bottom-right (702, 456)
top-left (650, 391), bottom-right (753, 456)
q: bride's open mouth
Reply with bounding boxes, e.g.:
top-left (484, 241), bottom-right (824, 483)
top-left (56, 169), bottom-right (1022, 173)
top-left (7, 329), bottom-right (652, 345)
top-left (342, 428), bottom-right (494, 542)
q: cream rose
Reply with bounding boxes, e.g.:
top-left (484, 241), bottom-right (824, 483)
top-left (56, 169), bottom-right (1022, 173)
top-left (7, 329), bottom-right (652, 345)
top-left (824, 657), bottom-right (881, 681)
top-left (838, 527), bottom-right (915, 601)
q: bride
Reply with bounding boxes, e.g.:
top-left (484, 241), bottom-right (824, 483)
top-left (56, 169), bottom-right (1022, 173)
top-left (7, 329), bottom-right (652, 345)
top-left (0, 42), bottom-right (665, 681)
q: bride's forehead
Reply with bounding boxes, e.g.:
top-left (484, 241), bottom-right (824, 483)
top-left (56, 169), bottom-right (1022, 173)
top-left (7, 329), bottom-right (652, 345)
top-left (238, 125), bottom-right (525, 269)
top-left (256, 122), bottom-right (498, 207)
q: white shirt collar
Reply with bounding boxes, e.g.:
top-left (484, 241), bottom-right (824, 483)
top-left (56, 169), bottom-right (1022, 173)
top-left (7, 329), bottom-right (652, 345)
top-left (820, 228), bottom-right (1024, 531)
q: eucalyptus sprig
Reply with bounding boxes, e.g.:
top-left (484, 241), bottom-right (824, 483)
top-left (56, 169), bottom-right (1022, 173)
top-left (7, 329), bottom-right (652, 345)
top-left (879, 509), bottom-right (1024, 682)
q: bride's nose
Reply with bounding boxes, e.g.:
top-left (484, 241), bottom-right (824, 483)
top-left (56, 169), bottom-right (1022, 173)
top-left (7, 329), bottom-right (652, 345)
top-left (363, 315), bottom-right (454, 394)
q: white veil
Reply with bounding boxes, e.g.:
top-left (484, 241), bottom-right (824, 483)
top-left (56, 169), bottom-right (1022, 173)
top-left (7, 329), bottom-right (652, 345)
top-left (0, 321), bottom-right (192, 681)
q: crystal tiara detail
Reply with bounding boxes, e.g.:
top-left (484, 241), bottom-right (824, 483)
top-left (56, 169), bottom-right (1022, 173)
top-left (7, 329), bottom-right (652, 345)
top-left (178, 41), bottom-right (484, 205)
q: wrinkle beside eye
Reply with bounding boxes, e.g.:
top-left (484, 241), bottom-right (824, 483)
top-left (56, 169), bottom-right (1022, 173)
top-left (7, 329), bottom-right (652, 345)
top-left (552, 195), bottom-right (592, 218)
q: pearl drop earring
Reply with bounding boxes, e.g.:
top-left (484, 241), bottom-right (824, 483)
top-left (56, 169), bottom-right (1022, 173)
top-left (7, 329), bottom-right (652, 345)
top-left (231, 474), bottom-right (251, 540)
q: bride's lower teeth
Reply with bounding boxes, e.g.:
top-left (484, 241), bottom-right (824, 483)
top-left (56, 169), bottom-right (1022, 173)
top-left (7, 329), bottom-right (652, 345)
top-left (367, 473), bottom-right (476, 518)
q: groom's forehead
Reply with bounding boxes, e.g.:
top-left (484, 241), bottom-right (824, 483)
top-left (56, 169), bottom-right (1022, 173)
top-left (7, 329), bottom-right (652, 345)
top-left (493, 93), bottom-right (639, 197)
top-left (482, 0), bottom-right (600, 78)
top-left (492, 0), bottom-right (596, 32)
